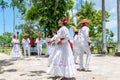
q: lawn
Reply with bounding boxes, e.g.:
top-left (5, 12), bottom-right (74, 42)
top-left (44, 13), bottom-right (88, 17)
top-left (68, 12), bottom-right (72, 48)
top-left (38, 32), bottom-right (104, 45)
top-left (0, 47), bottom-right (46, 55)
top-left (0, 46), bottom-right (116, 55)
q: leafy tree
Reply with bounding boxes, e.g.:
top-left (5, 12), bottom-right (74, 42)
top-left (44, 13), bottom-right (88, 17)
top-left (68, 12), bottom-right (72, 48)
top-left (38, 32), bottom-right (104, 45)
top-left (23, 0), bottom-right (74, 36)
top-left (106, 28), bottom-right (114, 45)
top-left (0, 0), bottom-right (8, 35)
top-left (75, 1), bottom-right (113, 46)
top-left (0, 32), bottom-right (12, 47)
top-left (10, 0), bottom-right (19, 34)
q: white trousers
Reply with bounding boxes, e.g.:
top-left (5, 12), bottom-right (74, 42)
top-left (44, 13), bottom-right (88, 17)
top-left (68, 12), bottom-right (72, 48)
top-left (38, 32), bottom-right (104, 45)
top-left (37, 46), bottom-right (42, 56)
top-left (23, 46), bottom-right (30, 57)
top-left (79, 45), bottom-right (91, 70)
top-left (73, 49), bottom-right (80, 63)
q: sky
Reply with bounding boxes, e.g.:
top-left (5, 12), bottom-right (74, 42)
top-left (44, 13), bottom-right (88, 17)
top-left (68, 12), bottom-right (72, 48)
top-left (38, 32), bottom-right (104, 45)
top-left (0, 0), bottom-right (117, 41)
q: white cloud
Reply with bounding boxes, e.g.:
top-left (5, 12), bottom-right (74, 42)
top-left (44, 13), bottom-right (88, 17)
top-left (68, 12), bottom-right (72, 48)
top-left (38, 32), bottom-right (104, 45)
top-left (106, 20), bottom-right (117, 29)
top-left (109, 7), bottom-right (117, 14)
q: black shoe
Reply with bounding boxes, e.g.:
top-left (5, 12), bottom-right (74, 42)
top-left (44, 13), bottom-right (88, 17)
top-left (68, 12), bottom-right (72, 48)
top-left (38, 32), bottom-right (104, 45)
top-left (77, 68), bottom-right (85, 71)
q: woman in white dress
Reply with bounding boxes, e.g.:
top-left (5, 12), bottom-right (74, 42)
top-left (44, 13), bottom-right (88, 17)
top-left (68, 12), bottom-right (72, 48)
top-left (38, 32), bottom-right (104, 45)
top-left (47, 18), bottom-right (76, 79)
top-left (45, 34), bottom-right (51, 57)
top-left (48, 31), bottom-right (58, 66)
top-left (10, 35), bottom-right (22, 58)
top-left (35, 33), bottom-right (44, 57)
top-left (73, 30), bottom-right (80, 64)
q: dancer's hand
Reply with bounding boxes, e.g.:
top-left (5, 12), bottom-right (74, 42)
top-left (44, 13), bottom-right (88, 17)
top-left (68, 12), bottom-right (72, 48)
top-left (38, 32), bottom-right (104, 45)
top-left (57, 41), bottom-right (62, 45)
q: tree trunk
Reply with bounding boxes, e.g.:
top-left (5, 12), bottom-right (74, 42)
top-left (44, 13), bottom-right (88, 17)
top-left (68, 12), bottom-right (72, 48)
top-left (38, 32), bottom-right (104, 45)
top-left (3, 8), bottom-right (5, 35)
top-left (115, 0), bottom-right (120, 56)
top-left (13, 7), bottom-right (15, 34)
top-left (102, 0), bottom-right (108, 54)
top-left (42, 0), bottom-right (45, 6)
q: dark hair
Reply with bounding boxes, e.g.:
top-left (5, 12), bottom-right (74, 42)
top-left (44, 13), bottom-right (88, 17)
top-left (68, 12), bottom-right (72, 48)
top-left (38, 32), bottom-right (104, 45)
top-left (74, 31), bottom-right (78, 34)
top-left (52, 31), bottom-right (57, 34)
top-left (59, 18), bottom-right (69, 26)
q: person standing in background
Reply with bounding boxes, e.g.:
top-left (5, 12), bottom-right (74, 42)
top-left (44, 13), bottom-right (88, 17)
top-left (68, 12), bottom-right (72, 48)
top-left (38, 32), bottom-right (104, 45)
top-left (35, 33), bottom-right (44, 57)
top-left (45, 34), bottom-right (51, 57)
top-left (22, 33), bottom-right (31, 58)
top-left (10, 35), bottom-right (22, 58)
top-left (73, 30), bottom-right (80, 64)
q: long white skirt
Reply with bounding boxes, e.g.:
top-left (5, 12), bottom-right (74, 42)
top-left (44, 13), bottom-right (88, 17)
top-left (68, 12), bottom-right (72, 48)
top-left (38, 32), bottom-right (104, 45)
top-left (10, 44), bottom-right (22, 58)
top-left (47, 42), bottom-right (76, 78)
top-left (48, 45), bottom-right (58, 65)
top-left (45, 45), bottom-right (52, 56)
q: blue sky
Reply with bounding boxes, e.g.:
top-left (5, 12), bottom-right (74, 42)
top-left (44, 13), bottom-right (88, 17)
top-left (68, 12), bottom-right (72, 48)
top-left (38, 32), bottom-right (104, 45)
top-left (0, 0), bottom-right (117, 41)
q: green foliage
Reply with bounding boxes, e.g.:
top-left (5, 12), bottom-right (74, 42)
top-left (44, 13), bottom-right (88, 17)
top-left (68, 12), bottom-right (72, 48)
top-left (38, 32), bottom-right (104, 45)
top-left (0, 0), bottom-right (9, 9)
top-left (0, 32), bottom-right (12, 47)
top-left (24, 0), bottom-right (74, 35)
top-left (75, 1), bottom-right (113, 46)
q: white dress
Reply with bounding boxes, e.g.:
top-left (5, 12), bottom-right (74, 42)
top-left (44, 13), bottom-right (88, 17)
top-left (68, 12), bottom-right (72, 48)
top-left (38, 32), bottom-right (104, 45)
top-left (48, 35), bottom-right (59, 65)
top-left (47, 26), bottom-right (76, 78)
top-left (45, 37), bottom-right (52, 56)
top-left (73, 34), bottom-right (80, 63)
top-left (10, 39), bottom-right (22, 58)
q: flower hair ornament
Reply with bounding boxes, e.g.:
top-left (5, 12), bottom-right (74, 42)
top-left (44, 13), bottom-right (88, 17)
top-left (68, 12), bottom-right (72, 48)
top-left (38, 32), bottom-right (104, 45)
top-left (13, 35), bottom-right (17, 39)
top-left (63, 18), bottom-right (69, 23)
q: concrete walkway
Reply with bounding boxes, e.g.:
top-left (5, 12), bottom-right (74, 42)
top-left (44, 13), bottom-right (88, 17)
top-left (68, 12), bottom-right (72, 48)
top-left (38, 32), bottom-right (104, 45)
top-left (0, 53), bottom-right (120, 80)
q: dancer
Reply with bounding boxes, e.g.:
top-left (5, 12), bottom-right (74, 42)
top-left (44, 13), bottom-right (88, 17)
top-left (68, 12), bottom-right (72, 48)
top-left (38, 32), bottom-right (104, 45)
top-left (35, 33), bottom-right (44, 57)
top-left (48, 31), bottom-right (58, 66)
top-left (45, 34), bottom-right (51, 57)
top-left (22, 33), bottom-right (31, 58)
top-left (73, 30), bottom-right (80, 64)
top-left (78, 19), bottom-right (92, 71)
top-left (10, 35), bottom-right (22, 58)
top-left (47, 18), bottom-right (76, 79)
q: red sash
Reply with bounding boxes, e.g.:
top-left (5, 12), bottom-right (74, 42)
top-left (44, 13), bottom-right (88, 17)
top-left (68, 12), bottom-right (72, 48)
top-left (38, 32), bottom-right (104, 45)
top-left (60, 38), bottom-right (72, 49)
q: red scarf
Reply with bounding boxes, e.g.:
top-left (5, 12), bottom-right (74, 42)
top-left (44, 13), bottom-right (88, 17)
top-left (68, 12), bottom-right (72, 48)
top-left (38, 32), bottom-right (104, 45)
top-left (39, 38), bottom-right (41, 41)
top-left (24, 37), bottom-right (27, 40)
top-left (80, 23), bottom-right (87, 28)
top-left (73, 32), bottom-right (78, 37)
top-left (60, 38), bottom-right (72, 49)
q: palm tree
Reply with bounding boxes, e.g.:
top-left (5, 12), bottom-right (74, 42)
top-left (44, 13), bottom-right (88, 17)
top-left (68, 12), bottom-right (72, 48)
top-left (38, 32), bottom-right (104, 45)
top-left (116, 0), bottom-right (120, 56)
top-left (102, 0), bottom-right (108, 54)
top-left (10, 0), bottom-right (18, 34)
top-left (0, 0), bottom-right (8, 35)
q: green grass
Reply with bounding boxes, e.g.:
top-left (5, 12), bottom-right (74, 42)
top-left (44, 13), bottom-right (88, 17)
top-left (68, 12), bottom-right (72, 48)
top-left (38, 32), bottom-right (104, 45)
top-left (0, 46), bottom-right (116, 55)
top-left (0, 47), bottom-right (46, 55)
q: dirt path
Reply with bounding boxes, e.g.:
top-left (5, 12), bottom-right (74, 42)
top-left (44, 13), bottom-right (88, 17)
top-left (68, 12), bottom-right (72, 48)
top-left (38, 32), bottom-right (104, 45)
top-left (0, 53), bottom-right (120, 80)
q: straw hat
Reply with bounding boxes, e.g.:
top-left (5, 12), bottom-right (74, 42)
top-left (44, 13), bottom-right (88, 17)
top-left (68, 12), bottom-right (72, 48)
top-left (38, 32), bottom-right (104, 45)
top-left (79, 19), bottom-right (91, 23)
top-left (37, 33), bottom-right (42, 37)
top-left (23, 33), bottom-right (28, 36)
